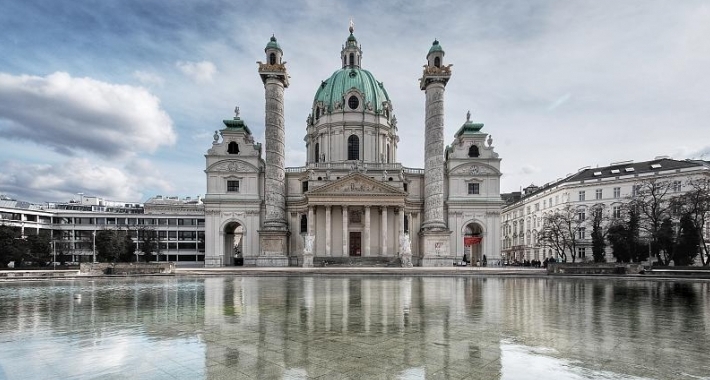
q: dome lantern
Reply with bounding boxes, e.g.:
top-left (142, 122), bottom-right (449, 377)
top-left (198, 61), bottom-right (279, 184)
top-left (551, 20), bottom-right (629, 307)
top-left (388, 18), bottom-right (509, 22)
top-left (341, 20), bottom-right (362, 69)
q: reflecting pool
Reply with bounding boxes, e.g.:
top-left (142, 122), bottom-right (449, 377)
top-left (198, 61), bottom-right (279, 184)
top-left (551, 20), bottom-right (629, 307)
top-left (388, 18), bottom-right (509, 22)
top-left (0, 276), bottom-right (709, 379)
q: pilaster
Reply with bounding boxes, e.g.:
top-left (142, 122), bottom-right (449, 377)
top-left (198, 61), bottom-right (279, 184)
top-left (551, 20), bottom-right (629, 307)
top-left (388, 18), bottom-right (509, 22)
top-left (364, 206), bottom-right (371, 257)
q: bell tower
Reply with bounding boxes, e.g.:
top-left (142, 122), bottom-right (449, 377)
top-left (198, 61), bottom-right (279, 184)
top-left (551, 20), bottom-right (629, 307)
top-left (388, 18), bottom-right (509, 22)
top-left (419, 39), bottom-right (453, 266)
top-left (257, 35), bottom-right (290, 265)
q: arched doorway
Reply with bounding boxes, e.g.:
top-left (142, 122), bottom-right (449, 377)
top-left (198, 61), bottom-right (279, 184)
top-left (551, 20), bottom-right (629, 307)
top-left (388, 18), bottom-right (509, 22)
top-left (464, 223), bottom-right (484, 266)
top-left (224, 222), bottom-right (244, 266)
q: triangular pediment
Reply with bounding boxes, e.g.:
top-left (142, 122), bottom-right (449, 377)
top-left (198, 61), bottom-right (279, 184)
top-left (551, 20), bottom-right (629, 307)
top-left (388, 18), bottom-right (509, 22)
top-left (307, 173), bottom-right (406, 197)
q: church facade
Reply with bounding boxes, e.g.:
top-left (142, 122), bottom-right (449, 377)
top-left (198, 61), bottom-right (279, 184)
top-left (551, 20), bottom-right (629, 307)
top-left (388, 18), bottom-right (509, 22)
top-left (203, 28), bottom-right (503, 267)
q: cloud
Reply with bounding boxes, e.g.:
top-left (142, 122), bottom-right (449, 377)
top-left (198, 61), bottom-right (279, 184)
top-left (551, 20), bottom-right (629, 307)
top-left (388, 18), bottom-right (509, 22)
top-left (176, 60), bottom-right (217, 83)
top-left (519, 165), bottom-right (541, 175)
top-left (0, 158), bottom-right (173, 202)
top-left (133, 70), bottom-right (164, 86)
top-left (547, 93), bottom-right (571, 111)
top-left (0, 72), bottom-right (176, 158)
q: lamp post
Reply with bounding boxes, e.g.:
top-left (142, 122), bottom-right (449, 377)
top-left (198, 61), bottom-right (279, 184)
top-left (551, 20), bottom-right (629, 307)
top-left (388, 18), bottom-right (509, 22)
top-left (53, 240), bottom-right (56, 270)
top-left (92, 231), bottom-right (96, 263)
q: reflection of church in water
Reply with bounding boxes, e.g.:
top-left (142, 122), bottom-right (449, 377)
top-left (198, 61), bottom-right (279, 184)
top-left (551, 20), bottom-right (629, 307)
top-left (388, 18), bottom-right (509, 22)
top-left (203, 25), bottom-right (503, 267)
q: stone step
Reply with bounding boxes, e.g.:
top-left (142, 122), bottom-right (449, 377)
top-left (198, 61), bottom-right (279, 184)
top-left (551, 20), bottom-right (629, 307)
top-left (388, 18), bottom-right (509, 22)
top-left (313, 256), bottom-right (401, 267)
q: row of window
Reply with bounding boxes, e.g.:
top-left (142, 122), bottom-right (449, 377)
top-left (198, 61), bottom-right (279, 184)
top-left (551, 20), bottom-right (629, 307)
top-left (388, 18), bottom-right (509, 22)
top-left (51, 217), bottom-right (205, 226)
top-left (519, 181), bottom-right (685, 217)
top-left (313, 139), bottom-right (391, 163)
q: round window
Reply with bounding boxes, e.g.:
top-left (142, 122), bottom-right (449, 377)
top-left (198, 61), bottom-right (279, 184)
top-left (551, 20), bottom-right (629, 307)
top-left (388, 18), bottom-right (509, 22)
top-left (348, 96), bottom-right (359, 110)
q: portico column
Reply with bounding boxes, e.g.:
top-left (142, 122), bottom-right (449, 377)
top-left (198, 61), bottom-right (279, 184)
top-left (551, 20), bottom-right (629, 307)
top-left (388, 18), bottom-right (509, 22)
top-left (364, 206), bottom-right (371, 257)
top-left (325, 206), bottom-right (332, 256)
top-left (399, 207), bottom-right (405, 240)
top-left (381, 206), bottom-right (388, 256)
top-left (308, 206), bottom-right (315, 235)
top-left (342, 206), bottom-right (348, 256)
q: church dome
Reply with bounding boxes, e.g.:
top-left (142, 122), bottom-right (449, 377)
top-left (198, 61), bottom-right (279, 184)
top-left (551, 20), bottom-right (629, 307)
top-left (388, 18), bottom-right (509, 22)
top-left (313, 68), bottom-right (391, 114)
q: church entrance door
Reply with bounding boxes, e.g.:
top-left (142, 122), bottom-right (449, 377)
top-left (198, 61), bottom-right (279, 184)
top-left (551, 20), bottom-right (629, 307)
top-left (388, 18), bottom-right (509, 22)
top-left (349, 232), bottom-right (361, 256)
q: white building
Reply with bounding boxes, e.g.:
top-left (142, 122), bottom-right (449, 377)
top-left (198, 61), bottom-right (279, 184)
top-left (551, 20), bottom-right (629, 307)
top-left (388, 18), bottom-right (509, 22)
top-left (2, 27), bottom-right (504, 268)
top-left (0, 194), bottom-right (205, 263)
top-left (501, 157), bottom-right (710, 263)
top-left (203, 27), bottom-right (503, 267)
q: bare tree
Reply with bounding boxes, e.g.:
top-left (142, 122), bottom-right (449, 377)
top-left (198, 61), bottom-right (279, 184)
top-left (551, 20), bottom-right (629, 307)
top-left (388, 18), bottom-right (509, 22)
top-left (539, 205), bottom-right (582, 262)
top-left (674, 177), bottom-right (710, 266)
top-left (631, 179), bottom-right (675, 264)
top-left (136, 225), bottom-right (160, 262)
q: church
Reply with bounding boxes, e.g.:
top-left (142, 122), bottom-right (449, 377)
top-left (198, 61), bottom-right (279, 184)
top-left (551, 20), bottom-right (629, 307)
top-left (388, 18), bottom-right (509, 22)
top-left (202, 26), bottom-right (503, 267)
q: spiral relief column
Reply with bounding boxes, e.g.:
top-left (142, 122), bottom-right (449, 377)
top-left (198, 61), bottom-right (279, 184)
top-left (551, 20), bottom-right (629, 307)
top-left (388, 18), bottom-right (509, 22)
top-left (257, 36), bottom-right (290, 265)
top-left (419, 40), bottom-right (453, 266)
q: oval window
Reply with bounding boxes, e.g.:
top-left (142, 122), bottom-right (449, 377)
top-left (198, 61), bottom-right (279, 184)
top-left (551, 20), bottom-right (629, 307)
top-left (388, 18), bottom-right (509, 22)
top-left (348, 96), bottom-right (359, 110)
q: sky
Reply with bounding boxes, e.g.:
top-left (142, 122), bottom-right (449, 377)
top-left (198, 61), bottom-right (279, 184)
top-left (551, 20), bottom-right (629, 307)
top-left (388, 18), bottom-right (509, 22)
top-left (1, 0), bottom-right (709, 203)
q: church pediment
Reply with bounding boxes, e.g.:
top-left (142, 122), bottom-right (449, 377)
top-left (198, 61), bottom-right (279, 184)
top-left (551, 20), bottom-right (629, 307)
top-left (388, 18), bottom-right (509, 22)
top-left (449, 163), bottom-right (501, 177)
top-left (307, 173), bottom-right (406, 197)
top-left (206, 159), bottom-right (260, 173)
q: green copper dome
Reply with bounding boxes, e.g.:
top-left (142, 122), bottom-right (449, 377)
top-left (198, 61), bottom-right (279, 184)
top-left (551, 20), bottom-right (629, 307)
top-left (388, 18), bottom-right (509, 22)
top-left (313, 68), bottom-right (391, 113)
top-left (265, 35), bottom-right (281, 52)
top-left (428, 39), bottom-right (443, 55)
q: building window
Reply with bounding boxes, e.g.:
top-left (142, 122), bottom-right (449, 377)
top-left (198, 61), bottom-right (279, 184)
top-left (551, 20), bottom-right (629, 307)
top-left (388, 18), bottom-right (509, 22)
top-left (595, 189), bottom-right (602, 200)
top-left (348, 95), bottom-right (359, 110)
top-left (578, 247), bottom-right (586, 259)
top-left (302, 181), bottom-right (308, 192)
top-left (555, 195), bottom-right (559, 205)
top-left (613, 187), bottom-right (620, 198)
top-left (269, 53), bottom-right (276, 65)
top-left (613, 206), bottom-right (622, 218)
top-left (349, 53), bottom-right (355, 67)
top-left (672, 181), bottom-right (682, 192)
top-left (468, 144), bottom-right (479, 157)
top-left (577, 227), bottom-right (586, 240)
top-left (315, 143), bottom-right (320, 163)
top-left (227, 142), bottom-right (239, 154)
top-left (300, 215), bottom-right (307, 234)
top-left (434, 56), bottom-right (441, 68)
top-left (527, 206), bottom-right (531, 215)
top-left (535, 203), bottom-right (540, 211)
top-left (468, 183), bottom-right (480, 195)
top-left (577, 210), bottom-right (586, 222)
top-left (386, 144), bottom-right (390, 163)
top-left (347, 135), bottom-right (359, 160)
top-left (403, 183), bottom-right (408, 192)
top-left (543, 200), bottom-right (547, 208)
top-left (578, 191), bottom-right (586, 202)
top-left (227, 180), bottom-right (240, 192)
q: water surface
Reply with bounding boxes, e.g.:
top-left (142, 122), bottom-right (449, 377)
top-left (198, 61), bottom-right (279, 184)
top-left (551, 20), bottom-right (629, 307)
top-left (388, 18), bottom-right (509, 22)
top-left (0, 276), bottom-right (708, 379)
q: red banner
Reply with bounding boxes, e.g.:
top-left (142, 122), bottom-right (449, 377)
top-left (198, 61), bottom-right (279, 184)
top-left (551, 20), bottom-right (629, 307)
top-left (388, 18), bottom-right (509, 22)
top-left (464, 237), bottom-right (482, 246)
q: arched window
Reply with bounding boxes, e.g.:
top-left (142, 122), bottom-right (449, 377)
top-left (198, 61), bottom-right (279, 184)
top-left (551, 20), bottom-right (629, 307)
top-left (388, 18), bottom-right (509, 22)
top-left (349, 53), bottom-right (355, 67)
top-left (315, 143), bottom-right (320, 163)
top-left (468, 144), bottom-right (479, 157)
top-left (434, 56), bottom-right (441, 68)
top-left (228, 142), bottom-right (239, 154)
top-left (347, 135), bottom-right (359, 160)
top-left (348, 96), bottom-right (359, 110)
top-left (315, 107), bottom-right (320, 120)
top-left (404, 215), bottom-right (409, 233)
top-left (269, 53), bottom-right (276, 65)
top-left (386, 144), bottom-right (390, 163)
